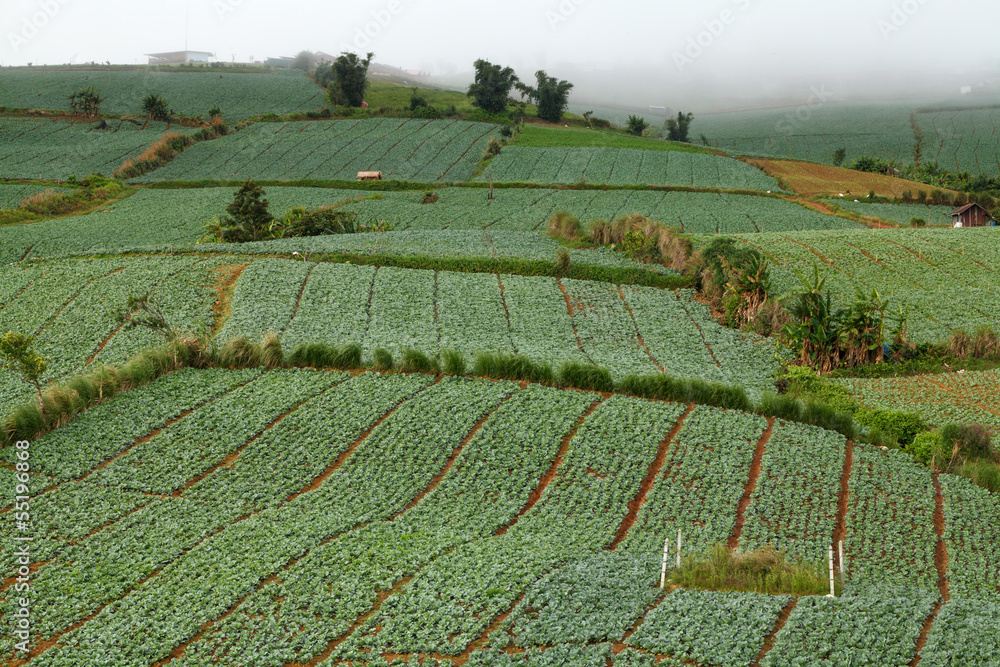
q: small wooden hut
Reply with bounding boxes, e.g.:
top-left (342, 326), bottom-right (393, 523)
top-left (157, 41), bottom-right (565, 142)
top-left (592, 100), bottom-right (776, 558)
top-left (357, 171), bottom-right (383, 181)
top-left (950, 203), bottom-right (992, 228)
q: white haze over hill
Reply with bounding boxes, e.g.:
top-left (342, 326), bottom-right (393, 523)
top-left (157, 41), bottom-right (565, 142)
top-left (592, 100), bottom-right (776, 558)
top-left (3, 0), bottom-right (998, 109)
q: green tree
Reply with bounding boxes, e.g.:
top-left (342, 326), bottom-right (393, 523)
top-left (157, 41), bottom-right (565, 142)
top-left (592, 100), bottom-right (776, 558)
top-left (832, 147), bottom-right (847, 167)
top-left (325, 51), bottom-right (374, 107)
top-left (626, 115), bottom-right (649, 136)
top-left (664, 111), bottom-right (694, 142)
top-left (0, 332), bottom-right (48, 412)
top-left (142, 94), bottom-right (170, 121)
top-left (291, 50), bottom-right (316, 72)
top-left (409, 87), bottom-right (428, 111)
top-left (467, 59), bottom-right (519, 115)
top-left (67, 86), bottom-right (102, 117)
top-left (517, 70), bottom-right (574, 123)
top-left (118, 293), bottom-right (177, 340)
top-left (221, 180), bottom-right (274, 242)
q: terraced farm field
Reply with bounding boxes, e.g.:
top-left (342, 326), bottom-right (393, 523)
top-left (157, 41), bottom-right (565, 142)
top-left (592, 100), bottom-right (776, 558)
top-left (2, 369), bottom-right (996, 666)
top-left (0, 184), bottom-right (73, 209)
top-left (0, 118), bottom-right (192, 180)
top-left (0, 256), bottom-right (226, 408)
top-left (838, 369), bottom-right (1000, 430)
top-left (696, 103), bottom-right (917, 167)
top-left (0, 68), bottom-right (326, 120)
top-left (0, 186), bottom-right (368, 263)
top-left (335, 188), bottom-right (860, 233)
top-left (732, 227), bottom-right (1000, 342)
top-left (916, 107), bottom-right (1000, 176)
top-left (132, 118), bottom-right (500, 183)
top-left (475, 147), bottom-right (783, 190)
top-left (829, 199), bottom-right (956, 227)
top-left (218, 260), bottom-right (777, 394)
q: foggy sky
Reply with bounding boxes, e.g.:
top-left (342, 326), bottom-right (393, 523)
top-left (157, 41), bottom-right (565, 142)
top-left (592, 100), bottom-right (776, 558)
top-left (4, 0), bottom-right (998, 106)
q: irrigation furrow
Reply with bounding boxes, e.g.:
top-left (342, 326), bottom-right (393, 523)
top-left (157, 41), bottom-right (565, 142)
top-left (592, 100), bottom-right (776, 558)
top-left (616, 284), bottom-right (665, 373)
top-left (751, 598), bottom-right (798, 667)
top-left (556, 277), bottom-right (597, 365)
top-left (728, 418), bottom-right (775, 549)
top-left (496, 273), bottom-right (518, 354)
top-left (907, 473), bottom-right (950, 667)
top-left (496, 397), bottom-right (603, 536)
top-left (610, 404), bottom-right (695, 550)
top-left (832, 439), bottom-right (855, 571)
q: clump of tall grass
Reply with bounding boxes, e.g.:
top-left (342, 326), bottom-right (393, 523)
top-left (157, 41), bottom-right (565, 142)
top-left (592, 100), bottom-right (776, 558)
top-left (371, 348), bottom-right (394, 371)
top-left (473, 352), bottom-right (554, 384)
top-left (547, 211), bottom-right (584, 241)
top-left (947, 327), bottom-right (1000, 360)
top-left (558, 362), bottom-right (614, 393)
top-left (620, 374), bottom-right (751, 412)
top-left (956, 460), bottom-right (1000, 493)
top-left (440, 348), bottom-right (466, 376)
top-left (113, 132), bottom-right (197, 179)
top-left (288, 342), bottom-right (363, 370)
top-left (668, 543), bottom-right (838, 596)
top-left (401, 348), bottom-right (439, 374)
top-left (588, 213), bottom-right (693, 272)
top-left (2, 336), bottom-right (208, 446)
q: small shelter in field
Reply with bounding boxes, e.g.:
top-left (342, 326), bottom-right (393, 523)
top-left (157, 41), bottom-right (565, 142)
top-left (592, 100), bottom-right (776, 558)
top-left (146, 50), bottom-right (214, 65)
top-left (950, 203), bottom-right (993, 228)
top-left (357, 171), bottom-right (383, 181)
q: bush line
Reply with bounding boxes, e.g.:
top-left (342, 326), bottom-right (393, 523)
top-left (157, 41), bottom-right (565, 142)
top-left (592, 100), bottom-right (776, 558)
top-left (3, 335), bottom-right (857, 447)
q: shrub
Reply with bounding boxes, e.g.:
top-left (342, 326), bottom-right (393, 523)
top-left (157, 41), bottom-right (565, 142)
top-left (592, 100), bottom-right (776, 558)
top-left (408, 88), bottom-right (428, 111)
top-left (910, 430), bottom-right (948, 467)
top-left (282, 206), bottom-right (358, 237)
top-left (910, 217), bottom-right (927, 228)
top-left (626, 115), bottom-right (649, 136)
top-left (421, 191), bottom-right (439, 204)
top-left (855, 409), bottom-right (926, 446)
top-left (483, 137), bottom-right (503, 159)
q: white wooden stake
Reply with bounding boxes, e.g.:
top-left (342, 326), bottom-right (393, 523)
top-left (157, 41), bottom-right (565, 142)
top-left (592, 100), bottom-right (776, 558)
top-left (676, 529), bottom-right (682, 569)
top-left (839, 540), bottom-right (846, 585)
top-left (827, 545), bottom-right (836, 597)
top-left (660, 538), bottom-right (670, 588)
